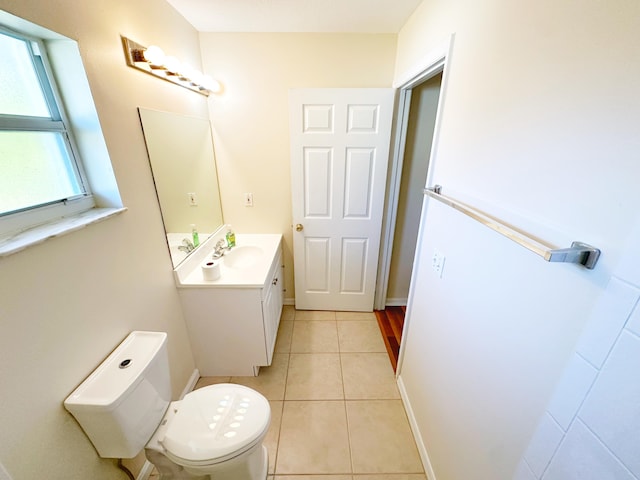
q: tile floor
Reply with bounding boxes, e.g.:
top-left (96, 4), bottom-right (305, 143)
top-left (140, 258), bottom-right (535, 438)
top-left (152, 307), bottom-right (425, 480)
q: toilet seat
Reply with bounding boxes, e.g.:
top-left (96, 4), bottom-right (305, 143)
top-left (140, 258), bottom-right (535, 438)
top-left (159, 384), bottom-right (270, 466)
top-left (164, 431), bottom-right (265, 467)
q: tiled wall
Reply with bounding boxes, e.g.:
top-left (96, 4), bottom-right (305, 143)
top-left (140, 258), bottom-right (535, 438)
top-left (514, 276), bottom-right (640, 479)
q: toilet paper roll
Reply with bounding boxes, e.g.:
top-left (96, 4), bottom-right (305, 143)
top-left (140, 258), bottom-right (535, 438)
top-left (201, 260), bottom-right (221, 281)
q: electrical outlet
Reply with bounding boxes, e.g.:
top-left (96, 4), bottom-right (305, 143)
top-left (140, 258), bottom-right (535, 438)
top-left (187, 192), bottom-right (197, 206)
top-left (432, 250), bottom-right (445, 278)
top-left (244, 192), bottom-right (254, 207)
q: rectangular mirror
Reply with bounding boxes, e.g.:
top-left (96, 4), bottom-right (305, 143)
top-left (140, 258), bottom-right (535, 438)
top-left (139, 108), bottom-right (224, 267)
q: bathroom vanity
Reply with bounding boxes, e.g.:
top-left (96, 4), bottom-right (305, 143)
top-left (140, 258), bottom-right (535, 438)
top-left (174, 232), bottom-right (283, 376)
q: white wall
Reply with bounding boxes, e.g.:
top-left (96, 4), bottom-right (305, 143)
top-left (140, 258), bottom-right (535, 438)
top-left (198, 32), bottom-right (398, 302)
top-left (0, 0), bottom-right (205, 478)
top-left (395, 0), bottom-right (640, 479)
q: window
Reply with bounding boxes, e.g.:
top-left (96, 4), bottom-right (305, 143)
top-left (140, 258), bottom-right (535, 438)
top-left (0, 27), bottom-right (93, 235)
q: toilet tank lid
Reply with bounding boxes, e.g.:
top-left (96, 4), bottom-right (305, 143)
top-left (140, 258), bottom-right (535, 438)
top-left (64, 331), bottom-right (167, 411)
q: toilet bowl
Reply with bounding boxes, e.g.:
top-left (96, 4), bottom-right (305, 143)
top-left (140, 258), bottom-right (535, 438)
top-left (63, 331), bottom-right (271, 480)
top-left (146, 383), bottom-right (270, 480)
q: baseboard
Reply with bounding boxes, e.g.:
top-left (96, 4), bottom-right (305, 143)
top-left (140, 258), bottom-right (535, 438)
top-left (180, 368), bottom-right (200, 399)
top-left (136, 461), bottom-right (155, 480)
top-left (397, 374), bottom-right (437, 480)
top-left (385, 297), bottom-right (408, 307)
top-left (283, 297), bottom-right (295, 306)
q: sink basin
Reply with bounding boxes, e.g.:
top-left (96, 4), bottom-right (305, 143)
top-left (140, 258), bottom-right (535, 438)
top-left (223, 245), bottom-right (264, 269)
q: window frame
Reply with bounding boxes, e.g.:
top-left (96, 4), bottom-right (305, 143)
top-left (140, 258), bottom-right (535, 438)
top-left (0, 26), bottom-right (94, 236)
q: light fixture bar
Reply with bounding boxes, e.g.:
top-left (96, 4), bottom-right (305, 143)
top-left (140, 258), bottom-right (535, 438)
top-left (121, 36), bottom-right (219, 97)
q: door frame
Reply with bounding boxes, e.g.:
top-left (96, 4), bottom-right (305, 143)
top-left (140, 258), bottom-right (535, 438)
top-left (374, 34), bottom-right (456, 311)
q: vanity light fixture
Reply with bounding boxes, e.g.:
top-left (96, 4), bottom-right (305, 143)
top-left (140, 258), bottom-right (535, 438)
top-left (122, 36), bottom-right (221, 96)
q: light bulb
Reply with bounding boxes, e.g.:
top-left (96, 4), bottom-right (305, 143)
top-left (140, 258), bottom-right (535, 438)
top-left (164, 56), bottom-right (182, 75)
top-left (143, 45), bottom-right (165, 66)
top-left (190, 69), bottom-right (205, 86)
top-left (202, 75), bottom-right (222, 93)
top-left (180, 64), bottom-right (198, 82)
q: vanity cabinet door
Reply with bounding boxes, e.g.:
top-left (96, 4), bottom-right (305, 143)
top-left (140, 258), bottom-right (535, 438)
top-left (263, 252), bottom-right (283, 364)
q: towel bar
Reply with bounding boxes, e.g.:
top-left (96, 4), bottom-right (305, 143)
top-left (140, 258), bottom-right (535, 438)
top-left (424, 185), bottom-right (600, 270)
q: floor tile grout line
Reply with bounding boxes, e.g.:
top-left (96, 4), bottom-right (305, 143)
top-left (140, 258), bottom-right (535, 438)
top-left (341, 396), bottom-right (355, 476)
top-left (337, 321), bottom-right (355, 473)
top-left (272, 308), bottom-right (293, 475)
top-left (272, 352), bottom-right (290, 474)
top-left (269, 400), bottom-right (284, 476)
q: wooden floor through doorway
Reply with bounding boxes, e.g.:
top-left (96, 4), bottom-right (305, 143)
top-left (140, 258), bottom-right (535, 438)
top-left (374, 306), bottom-right (406, 372)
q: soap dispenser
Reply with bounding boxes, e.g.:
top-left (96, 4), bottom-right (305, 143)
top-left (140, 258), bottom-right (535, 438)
top-left (191, 224), bottom-right (200, 247)
top-left (225, 225), bottom-right (236, 248)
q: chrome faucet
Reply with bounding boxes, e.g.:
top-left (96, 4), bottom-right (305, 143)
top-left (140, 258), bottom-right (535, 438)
top-left (177, 238), bottom-right (195, 253)
top-left (212, 238), bottom-right (228, 258)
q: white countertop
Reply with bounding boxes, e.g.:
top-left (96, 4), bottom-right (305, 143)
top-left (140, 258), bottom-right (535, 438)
top-left (174, 233), bottom-right (282, 288)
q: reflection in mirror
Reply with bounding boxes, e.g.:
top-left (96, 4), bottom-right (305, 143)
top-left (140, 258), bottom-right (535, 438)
top-left (139, 108), bottom-right (224, 267)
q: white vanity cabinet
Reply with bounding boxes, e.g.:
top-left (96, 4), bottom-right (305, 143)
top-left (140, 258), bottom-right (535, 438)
top-left (262, 251), bottom-right (283, 360)
top-left (175, 234), bottom-right (284, 376)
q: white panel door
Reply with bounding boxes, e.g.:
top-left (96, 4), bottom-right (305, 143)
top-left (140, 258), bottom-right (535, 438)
top-left (290, 88), bottom-right (394, 311)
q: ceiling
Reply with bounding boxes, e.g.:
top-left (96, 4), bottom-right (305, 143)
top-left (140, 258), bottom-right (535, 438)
top-left (166, 0), bottom-right (423, 33)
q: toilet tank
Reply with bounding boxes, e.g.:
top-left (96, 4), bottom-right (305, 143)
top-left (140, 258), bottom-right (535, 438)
top-left (64, 331), bottom-right (172, 458)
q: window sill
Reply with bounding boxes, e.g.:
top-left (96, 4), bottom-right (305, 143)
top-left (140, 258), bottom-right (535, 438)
top-left (0, 207), bottom-right (127, 257)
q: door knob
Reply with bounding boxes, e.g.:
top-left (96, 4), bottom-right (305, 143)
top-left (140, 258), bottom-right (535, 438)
top-left (295, 224), bottom-right (304, 232)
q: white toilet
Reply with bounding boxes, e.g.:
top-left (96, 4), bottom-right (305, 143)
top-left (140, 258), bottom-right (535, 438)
top-left (64, 331), bottom-right (270, 480)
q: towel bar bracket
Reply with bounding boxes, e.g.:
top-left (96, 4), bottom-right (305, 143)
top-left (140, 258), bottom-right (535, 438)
top-left (547, 242), bottom-right (601, 270)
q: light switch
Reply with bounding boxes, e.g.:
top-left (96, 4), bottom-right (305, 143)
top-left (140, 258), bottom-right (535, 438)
top-left (432, 250), bottom-right (445, 278)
